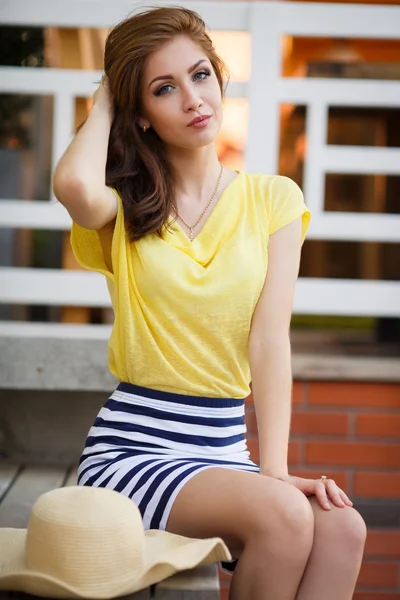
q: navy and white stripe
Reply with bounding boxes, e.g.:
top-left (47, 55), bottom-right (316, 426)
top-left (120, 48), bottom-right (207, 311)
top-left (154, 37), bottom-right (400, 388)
top-left (78, 382), bottom-right (260, 534)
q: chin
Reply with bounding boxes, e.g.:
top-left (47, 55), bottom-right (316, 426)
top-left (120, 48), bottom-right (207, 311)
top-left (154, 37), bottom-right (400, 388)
top-left (186, 138), bottom-right (217, 150)
top-left (187, 125), bottom-right (221, 147)
top-left (164, 133), bottom-right (216, 151)
top-left (162, 122), bottom-right (220, 150)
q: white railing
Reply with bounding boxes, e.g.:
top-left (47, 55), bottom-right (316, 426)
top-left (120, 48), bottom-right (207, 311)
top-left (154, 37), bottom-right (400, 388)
top-left (0, 0), bottom-right (399, 317)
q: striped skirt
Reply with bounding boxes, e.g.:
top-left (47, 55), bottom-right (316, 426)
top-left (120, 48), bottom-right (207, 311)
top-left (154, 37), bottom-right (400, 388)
top-left (77, 382), bottom-right (260, 572)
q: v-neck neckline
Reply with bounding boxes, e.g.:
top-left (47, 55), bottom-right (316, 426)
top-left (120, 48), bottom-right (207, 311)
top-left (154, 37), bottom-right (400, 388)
top-left (166, 170), bottom-right (243, 245)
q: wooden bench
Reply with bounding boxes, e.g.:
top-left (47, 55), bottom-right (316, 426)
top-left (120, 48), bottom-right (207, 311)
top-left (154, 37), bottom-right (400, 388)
top-left (2, 323), bottom-right (399, 599)
top-left (0, 464), bottom-right (221, 600)
top-left (0, 323), bottom-right (223, 598)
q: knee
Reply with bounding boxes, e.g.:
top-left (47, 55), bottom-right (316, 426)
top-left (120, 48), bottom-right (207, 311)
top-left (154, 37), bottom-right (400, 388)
top-left (251, 484), bottom-right (314, 543)
top-left (336, 508), bottom-right (367, 554)
top-left (276, 486), bottom-right (315, 539)
top-left (245, 485), bottom-right (314, 567)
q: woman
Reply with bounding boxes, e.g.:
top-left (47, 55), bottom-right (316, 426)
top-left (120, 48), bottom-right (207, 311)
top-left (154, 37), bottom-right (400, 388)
top-left (53, 6), bottom-right (367, 599)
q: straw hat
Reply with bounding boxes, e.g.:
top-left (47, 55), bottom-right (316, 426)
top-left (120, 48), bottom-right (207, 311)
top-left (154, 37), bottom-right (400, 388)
top-left (0, 485), bottom-right (231, 598)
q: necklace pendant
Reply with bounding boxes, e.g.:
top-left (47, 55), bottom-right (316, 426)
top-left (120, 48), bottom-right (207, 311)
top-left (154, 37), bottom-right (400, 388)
top-left (175, 162), bottom-right (224, 244)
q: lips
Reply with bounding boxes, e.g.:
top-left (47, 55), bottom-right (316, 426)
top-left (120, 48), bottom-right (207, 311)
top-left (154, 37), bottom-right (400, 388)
top-left (187, 115), bottom-right (212, 127)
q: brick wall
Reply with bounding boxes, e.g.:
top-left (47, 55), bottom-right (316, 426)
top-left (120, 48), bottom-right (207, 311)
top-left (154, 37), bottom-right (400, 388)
top-left (219, 381), bottom-right (400, 599)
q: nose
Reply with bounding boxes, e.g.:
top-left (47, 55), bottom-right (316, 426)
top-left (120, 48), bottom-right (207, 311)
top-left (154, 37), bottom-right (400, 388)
top-left (182, 84), bottom-right (203, 112)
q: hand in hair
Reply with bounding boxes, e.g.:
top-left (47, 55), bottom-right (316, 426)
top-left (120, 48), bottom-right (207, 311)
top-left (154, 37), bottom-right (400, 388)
top-left (93, 76), bottom-right (113, 118)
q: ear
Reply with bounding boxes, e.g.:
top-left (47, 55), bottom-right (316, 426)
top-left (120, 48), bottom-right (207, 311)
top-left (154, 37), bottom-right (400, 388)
top-left (137, 119), bottom-right (151, 131)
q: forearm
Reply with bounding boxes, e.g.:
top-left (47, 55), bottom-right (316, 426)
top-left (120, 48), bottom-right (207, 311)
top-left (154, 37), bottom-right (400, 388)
top-left (53, 102), bottom-right (112, 200)
top-left (249, 335), bottom-right (292, 477)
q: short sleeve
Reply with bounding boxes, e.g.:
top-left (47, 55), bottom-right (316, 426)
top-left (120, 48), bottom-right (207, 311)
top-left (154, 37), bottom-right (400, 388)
top-left (69, 187), bottom-right (123, 283)
top-left (267, 176), bottom-right (311, 245)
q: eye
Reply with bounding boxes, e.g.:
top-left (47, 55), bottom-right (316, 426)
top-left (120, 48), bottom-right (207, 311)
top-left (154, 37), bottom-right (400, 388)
top-left (155, 84), bottom-right (174, 97)
top-left (193, 69), bottom-right (211, 81)
top-left (154, 69), bottom-right (212, 97)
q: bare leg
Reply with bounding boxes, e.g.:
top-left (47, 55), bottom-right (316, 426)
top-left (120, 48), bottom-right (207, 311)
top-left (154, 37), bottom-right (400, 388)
top-left (229, 523), bottom-right (313, 600)
top-left (295, 496), bottom-right (367, 600)
top-left (165, 467), bottom-right (315, 600)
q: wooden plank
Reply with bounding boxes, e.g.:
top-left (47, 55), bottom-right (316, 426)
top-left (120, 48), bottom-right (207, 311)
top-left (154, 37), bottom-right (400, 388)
top-left (0, 466), bottom-right (67, 528)
top-left (0, 465), bottom-right (151, 600)
top-left (2, 591), bottom-right (152, 600)
top-left (118, 591), bottom-right (151, 600)
top-left (291, 354), bottom-right (400, 382)
top-left (155, 564), bottom-right (220, 599)
top-left (0, 0), bottom-right (249, 30)
top-left (0, 268), bottom-right (110, 307)
top-left (0, 591), bottom-right (151, 600)
top-left (60, 27), bottom-right (91, 327)
top-left (0, 588), bottom-right (150, 599)
top-left (2, 268), bottom-right (400, 316)
top-left (64, 468), bottom-right (78, 487)
top-left (0, 321), bottom-right (112, 339)
top-left (0, 464), bottom-right (19, 502)
top-left (0, 466), bottom-right (217, 600)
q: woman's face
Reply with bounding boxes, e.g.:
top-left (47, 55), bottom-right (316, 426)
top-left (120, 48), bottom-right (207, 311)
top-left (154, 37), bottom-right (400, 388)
top-left (141, 35), bottom-right (223, 149)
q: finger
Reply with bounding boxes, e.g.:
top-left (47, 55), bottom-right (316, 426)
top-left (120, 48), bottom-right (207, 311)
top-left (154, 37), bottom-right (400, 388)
top-left (314, 482), bottom-right (332, 510)
top-left (325, 480), bottom-right (346, 507)
top-left (325, 479), bottom-right (353, 506)
top-left (338, 488), bottom-right (353, 506)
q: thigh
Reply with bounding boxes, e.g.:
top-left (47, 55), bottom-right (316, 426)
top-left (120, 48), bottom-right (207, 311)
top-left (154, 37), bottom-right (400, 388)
top-left (165, 467), bottom-right (313, 559)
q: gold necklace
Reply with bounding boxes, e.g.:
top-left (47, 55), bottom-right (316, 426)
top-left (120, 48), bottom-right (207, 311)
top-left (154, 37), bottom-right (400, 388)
top-left (173, 162), bottom-right (224, 241)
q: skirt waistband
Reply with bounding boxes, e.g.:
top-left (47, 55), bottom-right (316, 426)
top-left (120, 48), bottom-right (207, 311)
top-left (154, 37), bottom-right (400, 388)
top-left (117, 382), bottom-right (245, 409)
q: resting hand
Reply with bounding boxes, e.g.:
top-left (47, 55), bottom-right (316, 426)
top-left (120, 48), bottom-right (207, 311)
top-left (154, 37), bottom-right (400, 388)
top-left (275, 474), bottom-right (354, 511)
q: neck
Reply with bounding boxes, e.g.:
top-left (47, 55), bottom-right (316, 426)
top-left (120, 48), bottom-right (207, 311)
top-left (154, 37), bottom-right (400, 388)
top-left (167, 144), bottom-right (221, 204)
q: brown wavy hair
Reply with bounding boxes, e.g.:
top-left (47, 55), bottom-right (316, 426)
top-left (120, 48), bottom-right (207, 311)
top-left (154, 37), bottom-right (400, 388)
top-left (103, 6), bottom-right (229, 242)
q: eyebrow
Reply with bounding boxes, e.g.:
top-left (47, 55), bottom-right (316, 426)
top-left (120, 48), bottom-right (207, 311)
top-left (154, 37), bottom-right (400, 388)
top-left (148, 59), bottom-right (208, 88)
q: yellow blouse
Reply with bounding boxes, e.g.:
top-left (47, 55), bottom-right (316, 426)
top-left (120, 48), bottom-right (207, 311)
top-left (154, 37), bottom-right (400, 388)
top-left (70, 172), bottom-right (311, 398)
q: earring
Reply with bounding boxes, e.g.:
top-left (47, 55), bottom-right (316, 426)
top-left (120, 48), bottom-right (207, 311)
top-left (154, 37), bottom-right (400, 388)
top-left (142, 125), bottom-right (147, 133)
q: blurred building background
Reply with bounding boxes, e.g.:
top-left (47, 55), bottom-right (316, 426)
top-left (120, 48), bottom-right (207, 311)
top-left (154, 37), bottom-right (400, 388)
top-left (0, 0), bottom-right (399, 597)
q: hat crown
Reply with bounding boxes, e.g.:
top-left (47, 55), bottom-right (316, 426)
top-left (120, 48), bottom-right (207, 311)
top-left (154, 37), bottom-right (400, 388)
top-left (26, 487), bottom-right (146, 590)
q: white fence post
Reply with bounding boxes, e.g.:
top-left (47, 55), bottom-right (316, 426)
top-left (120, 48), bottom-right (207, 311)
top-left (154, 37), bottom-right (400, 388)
top-left (0, 1), bottom-right (399, 317)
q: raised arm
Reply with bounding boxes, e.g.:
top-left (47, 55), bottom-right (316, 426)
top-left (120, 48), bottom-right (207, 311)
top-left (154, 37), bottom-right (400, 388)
top-left (52, 78), bottom-right (118, 230)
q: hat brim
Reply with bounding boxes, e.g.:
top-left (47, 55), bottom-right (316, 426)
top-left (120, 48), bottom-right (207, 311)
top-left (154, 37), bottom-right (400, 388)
top-left (0, 528), bottom-right (231, 599)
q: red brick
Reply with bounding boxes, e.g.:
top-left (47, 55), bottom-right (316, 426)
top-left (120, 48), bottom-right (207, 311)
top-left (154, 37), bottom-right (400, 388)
top-left (219, 587), bottom-right (229, 600)
top-left (291, 411), bottom-right (348, 435)
top-left (357, 561), bottom-right (398, 587)
top-left (306, 441), bottom-right (400, 467)
top-left (364, 529), bottom-right (400, 558)
top-left (289, 441), bottom-right (301, 465)
top-left (220, 562), bottom-right (400, 598)
top-left (356, 414), bottom-right (400, 437)
top-left (290, 469), bottom-right (347, 490)
top-left (218, 569), bottom-right (232, 584)
top-left (292, 381), bottom-right (303, 405)
top-left (309, 383), bottom-right (400, 408)
top-left (355, 472), bottom-right (400, 498)
top-left (221, 560), bottom-right (400, 593)
top-left (354, 594), bottom-right (400, 600)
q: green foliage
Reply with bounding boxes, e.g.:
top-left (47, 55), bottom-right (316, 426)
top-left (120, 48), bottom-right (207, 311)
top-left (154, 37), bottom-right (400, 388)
top-left (291, 314), bottom-right (375, 330)
top-left (0, 27), bottom-right (44, 148)
top-left (0, 27), bottom-right (44, 67)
